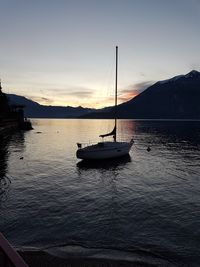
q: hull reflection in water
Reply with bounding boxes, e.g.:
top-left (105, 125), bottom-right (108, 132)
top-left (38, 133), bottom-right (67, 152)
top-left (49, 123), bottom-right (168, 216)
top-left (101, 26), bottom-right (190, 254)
top-left (77, 154), bottom-right (131, 169)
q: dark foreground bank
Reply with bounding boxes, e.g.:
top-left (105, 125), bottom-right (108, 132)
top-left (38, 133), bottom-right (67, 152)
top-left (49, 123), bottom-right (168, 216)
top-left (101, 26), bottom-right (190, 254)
top-left (15, 246), bottom-right (179, 267)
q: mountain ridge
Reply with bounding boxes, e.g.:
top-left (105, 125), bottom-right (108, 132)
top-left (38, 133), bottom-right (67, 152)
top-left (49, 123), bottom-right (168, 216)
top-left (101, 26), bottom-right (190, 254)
top-left (82, 70), bottom-right (200, 119)
top-left (7, 94), bottom-right (95, 118)
top-left (6, 70), bottom-right (200, 119)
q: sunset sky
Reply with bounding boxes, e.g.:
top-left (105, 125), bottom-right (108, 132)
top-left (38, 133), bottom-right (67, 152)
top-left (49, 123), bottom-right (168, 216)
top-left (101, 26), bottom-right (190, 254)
top-left (1, 0), bottom-right (200, 108)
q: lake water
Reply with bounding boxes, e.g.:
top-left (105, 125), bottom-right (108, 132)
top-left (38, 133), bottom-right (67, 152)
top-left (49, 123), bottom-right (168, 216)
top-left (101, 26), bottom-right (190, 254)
top-left (0, 119), bottom-right (200, 266)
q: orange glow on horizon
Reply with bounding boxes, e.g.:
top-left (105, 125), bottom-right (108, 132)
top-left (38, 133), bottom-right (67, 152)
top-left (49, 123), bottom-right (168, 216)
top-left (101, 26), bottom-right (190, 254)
top-left (28, 91), bottom-right (139, 108)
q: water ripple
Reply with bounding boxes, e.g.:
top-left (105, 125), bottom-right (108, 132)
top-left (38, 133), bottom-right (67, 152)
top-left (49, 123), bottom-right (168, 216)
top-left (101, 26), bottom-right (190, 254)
top-left (0, 119), bottom-right (200, 266)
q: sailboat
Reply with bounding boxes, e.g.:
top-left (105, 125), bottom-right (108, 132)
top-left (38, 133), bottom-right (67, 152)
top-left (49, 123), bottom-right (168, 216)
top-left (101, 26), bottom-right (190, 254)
top-left (76, 46), bottom-right (134, 160)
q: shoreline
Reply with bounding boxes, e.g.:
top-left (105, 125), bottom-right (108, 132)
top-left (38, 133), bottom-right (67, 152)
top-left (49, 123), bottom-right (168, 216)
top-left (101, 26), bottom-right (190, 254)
top-left (15, 245), bottom-right (178, 267)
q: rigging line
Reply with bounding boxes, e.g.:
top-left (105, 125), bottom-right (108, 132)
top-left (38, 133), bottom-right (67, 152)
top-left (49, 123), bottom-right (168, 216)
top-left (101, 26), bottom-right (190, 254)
top-left (99, 50), bottom-right (115, 135)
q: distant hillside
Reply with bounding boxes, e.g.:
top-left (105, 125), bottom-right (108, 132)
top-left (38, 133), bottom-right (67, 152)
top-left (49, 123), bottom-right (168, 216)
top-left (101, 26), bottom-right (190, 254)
top-left (83, 70), bottom-right (200, 119)
top-left (6, 70), bottom-right (200, 119)
top-left (7, 94), bottom-right (95, 118)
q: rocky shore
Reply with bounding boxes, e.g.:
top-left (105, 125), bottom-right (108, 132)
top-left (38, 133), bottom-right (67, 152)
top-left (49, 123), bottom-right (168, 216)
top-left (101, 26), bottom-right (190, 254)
top-left (16, 246), bottom-right (178, 267)
top-left (18, 250), bottom-right (164, 267)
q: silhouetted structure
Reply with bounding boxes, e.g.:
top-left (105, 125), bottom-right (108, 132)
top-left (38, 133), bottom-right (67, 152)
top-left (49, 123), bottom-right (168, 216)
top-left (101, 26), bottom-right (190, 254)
top-left (0, 81), bottom-right (10, 117)
top-left (0, 81), bottom-right (32, 133)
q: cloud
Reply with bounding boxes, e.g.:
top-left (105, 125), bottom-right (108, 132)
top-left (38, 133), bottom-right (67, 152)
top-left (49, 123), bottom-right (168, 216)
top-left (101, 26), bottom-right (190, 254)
top-left (47, 86), bottom-right (94, 99)
top-left (119, 81), bottom-right (153, 102)
top-left (22, 82), bottom-right (153, 107)
top-left (29, 96), bottom-right (54, 105)
top-left (66, 91), bottom-right (93, 98)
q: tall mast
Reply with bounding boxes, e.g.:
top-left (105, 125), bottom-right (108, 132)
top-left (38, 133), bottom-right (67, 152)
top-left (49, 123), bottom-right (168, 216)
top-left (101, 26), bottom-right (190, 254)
top-left (114, 46), bottom-right (118, 142)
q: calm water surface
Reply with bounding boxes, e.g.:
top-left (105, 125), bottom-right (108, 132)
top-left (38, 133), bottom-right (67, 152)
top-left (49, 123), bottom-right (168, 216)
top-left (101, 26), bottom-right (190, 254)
top-left (0, 119), bottom-right (200, 266)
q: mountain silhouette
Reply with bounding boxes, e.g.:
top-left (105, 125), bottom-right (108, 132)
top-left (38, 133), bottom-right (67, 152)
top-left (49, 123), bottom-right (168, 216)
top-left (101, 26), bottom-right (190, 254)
top-left (7, 94), bottom-right (95, 118)
top-left (83, 70), bottom-right (200, 119)
top-left (7, 70), bottom-right (200, 119)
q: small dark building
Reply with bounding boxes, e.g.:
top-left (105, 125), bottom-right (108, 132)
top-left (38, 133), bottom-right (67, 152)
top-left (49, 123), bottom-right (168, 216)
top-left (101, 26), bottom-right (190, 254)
top-left (0, 80), bottom-right (32, 132)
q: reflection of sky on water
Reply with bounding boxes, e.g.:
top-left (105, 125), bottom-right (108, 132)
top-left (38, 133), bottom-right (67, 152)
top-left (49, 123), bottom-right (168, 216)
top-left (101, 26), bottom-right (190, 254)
top-left (76, 154), bottom-right (131, 170)
top-left (0, 119), bottom-right (200, 266)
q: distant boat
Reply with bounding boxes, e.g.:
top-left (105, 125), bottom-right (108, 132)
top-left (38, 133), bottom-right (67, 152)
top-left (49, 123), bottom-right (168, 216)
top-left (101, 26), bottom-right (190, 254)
top-left (76, 46), bottom-right (134, 160)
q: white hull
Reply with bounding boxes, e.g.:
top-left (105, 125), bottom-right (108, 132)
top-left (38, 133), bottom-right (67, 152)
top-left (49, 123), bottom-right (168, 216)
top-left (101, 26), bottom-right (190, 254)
top-left (76, 140), bottom-right (133, 160)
